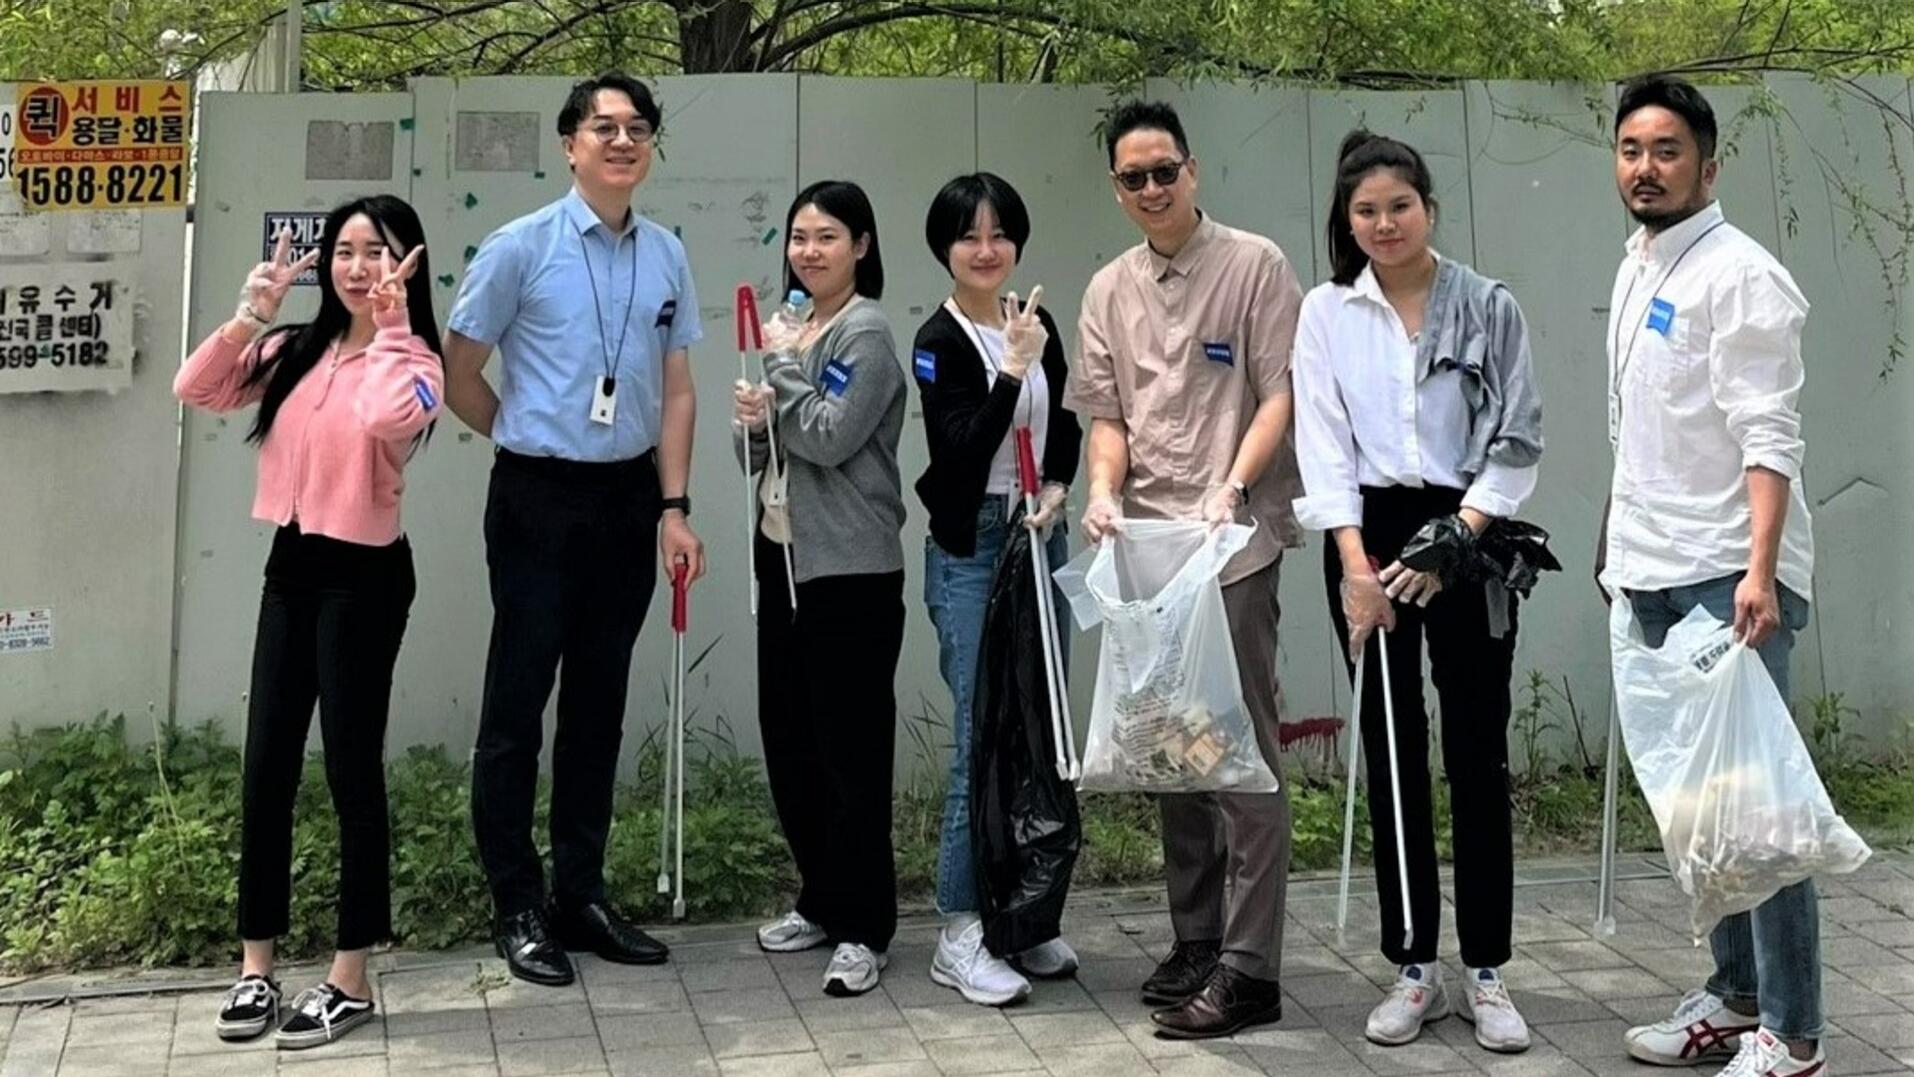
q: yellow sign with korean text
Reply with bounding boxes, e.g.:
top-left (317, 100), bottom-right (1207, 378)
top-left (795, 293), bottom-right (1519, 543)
top-left (10, 80), bottom-right (190, 210)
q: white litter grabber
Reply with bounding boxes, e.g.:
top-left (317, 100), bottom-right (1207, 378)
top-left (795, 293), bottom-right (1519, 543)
top-left (1016, 427), bottom-right (1078, 780)
top-left (1335, 643), bottom-right (1369, 944)
top-left (1375, 627), bottom-right (1415, 952)
top-left (1594, 690), bottom-right (1621, 937)
top-left (735, 284), bottom-right (763, 620)
top-left (655, 561), bottom-right (690, 919)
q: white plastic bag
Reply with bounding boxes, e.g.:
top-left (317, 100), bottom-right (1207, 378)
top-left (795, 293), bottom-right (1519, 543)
top-left (1053, 519), bottom-right (1278, 794)
top-left (1610, 602), bottom-right (1871, 939)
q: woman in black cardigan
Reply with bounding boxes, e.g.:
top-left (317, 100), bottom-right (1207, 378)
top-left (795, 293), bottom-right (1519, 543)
top-left (911, 172), bottom-right (1081, 1007)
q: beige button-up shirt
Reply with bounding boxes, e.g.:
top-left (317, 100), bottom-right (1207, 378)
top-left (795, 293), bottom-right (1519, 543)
top-left (1065, 214), bottom-right (1305, 584)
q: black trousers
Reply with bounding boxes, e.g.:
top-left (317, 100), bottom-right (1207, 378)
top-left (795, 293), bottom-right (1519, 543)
top-left (756, 532), bottom-right (906, 951)
top-left (239, 525), bottom-right (415, 951)
top-left (1323, 485), bottom-right (1517, 968)
top-left (473, 449), bottom-right (660, 916)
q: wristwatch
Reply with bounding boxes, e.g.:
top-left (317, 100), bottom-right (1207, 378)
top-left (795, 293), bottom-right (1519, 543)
top-left (662, 495), bottom-right (690, 517)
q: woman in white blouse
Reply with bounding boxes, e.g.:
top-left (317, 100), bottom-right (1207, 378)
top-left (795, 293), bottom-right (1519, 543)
top-left (1290, 130), bottom-right (1544, 1056)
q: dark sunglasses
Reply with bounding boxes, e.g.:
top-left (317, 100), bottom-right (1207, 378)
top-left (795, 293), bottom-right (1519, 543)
top-left (1113, 159), bottom-right (1188, 192)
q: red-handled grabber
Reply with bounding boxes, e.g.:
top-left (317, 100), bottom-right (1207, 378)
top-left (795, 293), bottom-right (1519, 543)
top-left (655, 561), bottom-right (690, 919)
top-left (1017, 428), bottom-right (1079, 781)
top-left (736, 285), bottom-right (764, 620)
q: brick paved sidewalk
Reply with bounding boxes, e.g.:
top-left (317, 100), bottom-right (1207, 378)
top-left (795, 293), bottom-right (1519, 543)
top-left (4, 853), bottom-right (1912, 1076)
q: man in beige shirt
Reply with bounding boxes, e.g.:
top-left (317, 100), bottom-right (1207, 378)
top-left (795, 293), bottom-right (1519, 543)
top-left (1066, 100), bottom-right (1304, 1040)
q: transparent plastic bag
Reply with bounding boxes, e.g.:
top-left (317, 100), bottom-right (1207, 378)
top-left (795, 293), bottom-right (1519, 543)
top-left (1054, 519), bottom-right (1278, 793)
top-left (1610, 602), bottom-right (1871, 939)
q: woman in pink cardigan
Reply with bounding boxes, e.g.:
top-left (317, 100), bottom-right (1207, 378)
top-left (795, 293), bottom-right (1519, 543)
top-left (176, 195), bottom-right (443, 1052)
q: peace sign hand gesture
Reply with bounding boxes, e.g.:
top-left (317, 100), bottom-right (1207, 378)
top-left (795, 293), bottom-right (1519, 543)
top-left (370, 246), bottom-right (424, 316)
top-left (1000, 285), bottom-right (1046, 379)
top-left (238, 228), bottom-right (322, 326)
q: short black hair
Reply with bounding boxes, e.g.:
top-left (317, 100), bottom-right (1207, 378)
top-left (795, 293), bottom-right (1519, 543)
top-left (558, 72), bottom-right (660, 137)
top-left (924, 172), bottom-right (1031, 274)
top-left (1615, 75), bottom-right (1717, 159)
top-left (784, 180), bottom-right (885, 301)
top-left (1325, 129), bottom-right (1438, 286)
top-left (1104, 100), bottom-right (1191, 169)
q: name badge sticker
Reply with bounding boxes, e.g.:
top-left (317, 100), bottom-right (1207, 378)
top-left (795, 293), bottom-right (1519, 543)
top-left (655, 299), bottom-right (678, 328)
top-left (912, 348), bottom-right (937, 383)
top-left (821, 359), bottom-right (854, 397)
top-left (1203, 341), bottom-right (1234, 366)
top-left (1646, 298), bottom-right (1676, 337)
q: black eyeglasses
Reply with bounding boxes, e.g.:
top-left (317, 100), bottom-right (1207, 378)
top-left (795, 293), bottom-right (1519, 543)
top-left (1113, 159), bottom-right (1188, 192)
top-left (585, 121), bottom-right (655, 145)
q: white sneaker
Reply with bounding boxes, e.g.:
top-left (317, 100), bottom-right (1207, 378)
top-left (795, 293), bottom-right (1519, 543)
top-left (930, 915), bottom-right (1031, 1006)
top-left (1455, 966), bottom-right (1530, 1053)
top-left (1719, 1029), bottom-right (1827, 1076)
top-left (757, 909), bottom-right (827, 953)
top-left (1624, 989), bottom-right (1761, 1066)
top-left (1366, 962), bottom-right (1449, 1046)
top-left (1013, 937), bottom-right (1080, 980)
top-left (823, 942), bottom-right (888, 997)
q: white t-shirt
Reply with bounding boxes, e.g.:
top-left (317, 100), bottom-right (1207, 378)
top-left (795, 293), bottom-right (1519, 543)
top-left (946, 300), bottom-right (1050, 497)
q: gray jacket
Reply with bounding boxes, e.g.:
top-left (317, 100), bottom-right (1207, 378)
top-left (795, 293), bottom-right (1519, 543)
top-left (735, 298), bottom-right (906, 582)
top-left (1419, 257), bottom-right (1544, 477)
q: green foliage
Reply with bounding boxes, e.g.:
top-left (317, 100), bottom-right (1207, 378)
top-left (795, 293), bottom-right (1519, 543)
top-left (7, 0), bottom-right (1914, 88)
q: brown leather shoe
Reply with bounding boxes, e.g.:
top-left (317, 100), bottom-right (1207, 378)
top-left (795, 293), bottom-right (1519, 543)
top-left (1151, 964), bottom-right (1283, 1040)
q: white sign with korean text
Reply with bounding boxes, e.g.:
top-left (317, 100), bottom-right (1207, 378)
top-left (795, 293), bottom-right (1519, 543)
top-left (0, 262), bottom-right (133, 393)
top-left (0, 608), bottom-right (53, 655)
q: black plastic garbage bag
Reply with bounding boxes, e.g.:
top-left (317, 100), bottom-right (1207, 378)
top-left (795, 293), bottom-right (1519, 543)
top-left (971, 523), bottom-right (1081, 958)
top-left (1400, 515), bottom-right (1562, 597)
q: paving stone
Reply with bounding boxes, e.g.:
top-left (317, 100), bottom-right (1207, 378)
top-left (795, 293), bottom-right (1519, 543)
top-left (810, 1026), bottom-right (927, 1068)
top-left (715, 1052), bottom-right (832, 1077)
top-left (681, 959), bottom-right (780, 995)
top-left (1148, 1048), bottom-right (1266, 1076)
top-left (921, 1033), bottom-right (1040, 1075)
top-left (1518, 941), bottom-right (1633, 973)
top-left (792, 992), bottom-right (905, 1035)
top-left (1005, 1009), bottom-right (1125, 1049)
top-left (273, 1058), bottom-right (391, 1077)
top-left (585, 981), bottom-right (691, 1015)
top-left (703, 1019), bottom-right (813, 1060)
top-left (691, 988), bottom-right (798, 1025)
top-left (489, 1002), bottom-right (599, 1043)
top-left (494, 1034), bottom-right (606, 1076)
top-left (1555, 967), bottom-right (1673, 1002)
top-left (595, 1010), bottom-right (705, 1051)
top-left (1234, 1028), bottom-right (1372, 1076)
top-left (898, 1004), bottom-right (1013, 1041)
top-left (606, 1043), bottom-right (720, 1077)
top-left (1030, 1040), bottom-right (1158, 1076)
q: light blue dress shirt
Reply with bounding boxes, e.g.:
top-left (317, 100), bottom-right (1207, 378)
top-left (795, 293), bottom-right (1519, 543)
top-left (448, 188), bottom-right (702, 462)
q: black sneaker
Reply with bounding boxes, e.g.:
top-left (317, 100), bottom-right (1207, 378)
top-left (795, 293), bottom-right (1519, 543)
top-left (215, 973), bottom-right (281, 1041)
top-left (273, 983), bottom-right (375, 1050)
top-left (1141, 939), bottom-right (1222, 1005)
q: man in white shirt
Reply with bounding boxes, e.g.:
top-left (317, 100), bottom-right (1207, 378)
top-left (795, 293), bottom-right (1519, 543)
top-left (1598, 75), bottom-right (1824, 1077)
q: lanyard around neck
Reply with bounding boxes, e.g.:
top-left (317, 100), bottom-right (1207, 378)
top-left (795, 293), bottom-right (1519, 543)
top-left (579, 228), bottom-right (639, 383)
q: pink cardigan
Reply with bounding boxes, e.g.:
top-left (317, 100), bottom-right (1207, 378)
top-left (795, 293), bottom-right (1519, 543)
top-left (175, 308), bottom-right (444, 547)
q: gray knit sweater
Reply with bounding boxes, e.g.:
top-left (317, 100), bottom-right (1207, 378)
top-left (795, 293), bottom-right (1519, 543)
top-left (735, 298), bottom-right (906, 582)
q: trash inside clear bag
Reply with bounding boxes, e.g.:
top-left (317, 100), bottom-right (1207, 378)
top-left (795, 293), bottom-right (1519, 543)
top-left (1610, 602), bottom-right (1871, 940)
top-left (1053, 519), bottom-right (1279, 794)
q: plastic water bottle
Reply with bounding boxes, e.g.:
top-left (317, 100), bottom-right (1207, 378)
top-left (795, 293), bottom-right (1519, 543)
top-left (766, 289), bottom-right (812, 363)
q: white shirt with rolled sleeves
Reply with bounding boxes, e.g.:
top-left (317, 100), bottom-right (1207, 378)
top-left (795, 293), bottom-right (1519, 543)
top-left (1290, 258), bottom-right (1538, 533)
top-left (1602, 201), bottom-right (1815, 599)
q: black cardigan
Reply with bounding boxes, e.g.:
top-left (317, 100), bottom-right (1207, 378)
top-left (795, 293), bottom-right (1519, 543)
top-left (911, 303), bottom-right (1082, 557)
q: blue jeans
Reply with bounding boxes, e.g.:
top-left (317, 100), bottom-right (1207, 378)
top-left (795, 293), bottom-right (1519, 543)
top-left (924, 494), bottom-right (1069, 916)
top-left (1623, 571), bottom-right (1821, 1041)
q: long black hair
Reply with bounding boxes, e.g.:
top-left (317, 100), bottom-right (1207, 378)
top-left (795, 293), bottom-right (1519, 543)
top-left (244, 195), bottom-right (442, 445)
top-left (1325, 129), bottom-right (1437, 286)
top-left (783, 180), bottom-right (885, 301)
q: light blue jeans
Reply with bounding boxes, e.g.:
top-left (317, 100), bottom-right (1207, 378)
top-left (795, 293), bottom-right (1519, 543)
top-left (923, 494), bottom-right (1069, 916)
top-left (1623, 571), bottom-right (1821, 1042)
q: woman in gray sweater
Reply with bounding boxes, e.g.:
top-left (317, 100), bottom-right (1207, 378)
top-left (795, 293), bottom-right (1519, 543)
top-left (732, 180), bottom-right (907, 998)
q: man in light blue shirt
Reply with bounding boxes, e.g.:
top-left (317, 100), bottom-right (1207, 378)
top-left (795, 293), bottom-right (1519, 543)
top-left (444, 72), bottom-right (703, 988)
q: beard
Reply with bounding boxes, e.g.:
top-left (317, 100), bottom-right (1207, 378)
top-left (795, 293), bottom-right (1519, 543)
top-left (1627, 180), bottom-right (1708, 230)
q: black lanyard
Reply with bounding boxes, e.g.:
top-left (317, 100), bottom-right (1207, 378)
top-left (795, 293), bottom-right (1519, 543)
top-left (580, 228), bottom-right (639, 387)
top-left (1611, 219), bottom-right (1726, 393)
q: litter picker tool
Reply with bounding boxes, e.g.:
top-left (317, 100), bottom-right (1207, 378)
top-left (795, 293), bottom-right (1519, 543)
top-left (655, 561), bottom-right (690, 919)
top-left (735, 284), bottom-right (763, 620)
top-left (1594, 690), bottom-right (1621, 937)
top-left (1335, 642), bottom-right (1369, 944)
top-left (1016, 428), bottom-right (1078, 781)
top-left (1376, 624), bottom-right (1415, 952)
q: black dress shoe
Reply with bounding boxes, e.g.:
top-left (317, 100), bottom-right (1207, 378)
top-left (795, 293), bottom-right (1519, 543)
top-left (1151, 965), bottom-right (1283, 1039)
top-left (554, 901), bottom-right (670, 965)
top-left (495, 907), bottom-right (576, 986)
top-left (1140, 938), bottom-right (1221, 1005)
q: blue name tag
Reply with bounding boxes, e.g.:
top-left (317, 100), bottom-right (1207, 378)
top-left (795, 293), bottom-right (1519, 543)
top-left (821, 359), bottom-right (854, 397)
top-left (912, 348), bottom-right (936, 383)
top-left (412, 377), bottom-right (438, 411)
top-left (1203, 341), bottom-right (1234, 365)
top-left (1646, 298), bottom-right (1675, 337)
top-left (655, 299), bottom-right (677, 327)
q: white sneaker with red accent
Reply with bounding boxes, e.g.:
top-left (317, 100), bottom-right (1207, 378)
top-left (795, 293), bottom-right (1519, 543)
top-left (1623, 990), bottom-right (1761, 1066)
top-left (1719, 1029), bottom-right (1827, 1076)
top-left (1365, 962), bottom-right (1448, 1046)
